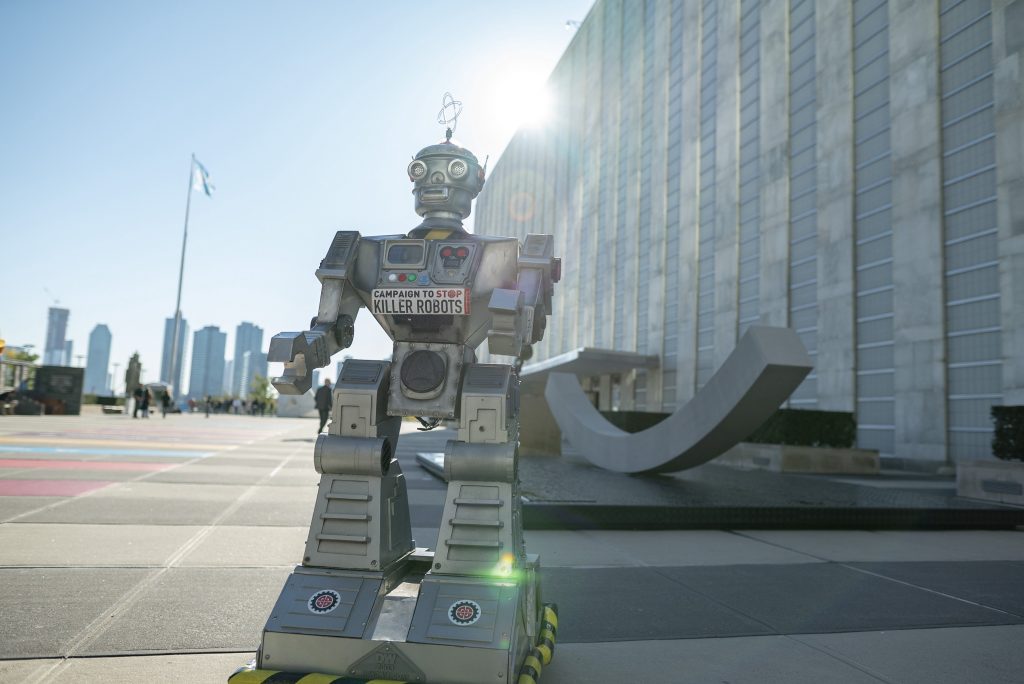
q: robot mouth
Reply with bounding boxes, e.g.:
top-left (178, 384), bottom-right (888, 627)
top-left (420, 187), bottom-right (450, 203)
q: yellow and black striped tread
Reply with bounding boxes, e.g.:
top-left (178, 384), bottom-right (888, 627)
top-left (228, 670), bottom-right (407, 684)
top-left (518, 603), bottom-right (559, 684)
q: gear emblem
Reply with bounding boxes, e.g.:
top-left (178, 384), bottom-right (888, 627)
top-left (307, 589), bottom-right (341, 614)
top-left (447, 599), bottom-right (482, 626)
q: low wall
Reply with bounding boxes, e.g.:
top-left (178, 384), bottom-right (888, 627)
top-left (957, 460), bottom-right (1024, 506)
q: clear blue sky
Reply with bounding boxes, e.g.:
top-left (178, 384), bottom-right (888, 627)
top-left (0, 0), bottom-right (594, 393)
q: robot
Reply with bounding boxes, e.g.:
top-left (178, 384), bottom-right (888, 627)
top-left (231, 99), bottom-right (560, 684)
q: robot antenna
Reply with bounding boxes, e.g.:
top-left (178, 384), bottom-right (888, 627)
top-left (437, 92), bottom-right (463, 142)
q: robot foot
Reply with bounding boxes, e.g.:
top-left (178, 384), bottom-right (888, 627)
top-left (228, 603), bottom-right (558, 684)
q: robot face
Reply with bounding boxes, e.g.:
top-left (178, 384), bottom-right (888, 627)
top-left (409, 142), bottom-right (485, 219)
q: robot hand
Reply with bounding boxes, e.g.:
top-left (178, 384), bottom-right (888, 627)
top-left (268, 331), bottom-right (327, 395)
top-left (269, 315), bottom-right (355, 395)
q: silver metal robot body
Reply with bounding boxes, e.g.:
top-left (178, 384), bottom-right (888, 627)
top-left (255, 169), bottom-right (559, 682)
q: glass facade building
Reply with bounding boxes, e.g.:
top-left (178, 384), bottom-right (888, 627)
top-left (83, 324), bottom-right (111, 395)
top-left (474, 0), bottom-right (1024, 466)
top-left (231, 322), bottom-right (264, 397)
top-left (188, 325), bottom-right (226, 399)
top-left (43, 307), bottom-right (70, 366)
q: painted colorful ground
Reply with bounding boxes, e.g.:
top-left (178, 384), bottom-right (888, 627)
top-left (1, 411), bottom-right (1023, 684)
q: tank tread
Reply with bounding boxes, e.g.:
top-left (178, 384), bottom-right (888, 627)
top-left (229, 664), bottom-right (407, 684)
top-left (517, 603), bottom-right (559, 684)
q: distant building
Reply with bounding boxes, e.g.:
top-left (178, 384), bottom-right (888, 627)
top-left (188, 326), bottom-right (226, 399)
top-left (231, 322), bottom-right (264, 395)
top-left (238, 350), bottom-right (268, 398)
top-left (63, 340), bottom-right (73, 366)
top-left (160, 315), bottom-right (189, 394)
top-left (43, 307), bottom-right (69, 366)
top-left (83, 324), bottom-right (112, 395)
top-left (223, 359), bottom-right (234, 396)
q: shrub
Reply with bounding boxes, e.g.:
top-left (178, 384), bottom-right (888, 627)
top-left (992, 406), bottom-right (1024, 462)
top-left (747, 408), bottom-right (856, 448)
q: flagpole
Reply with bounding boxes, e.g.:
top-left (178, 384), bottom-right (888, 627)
top-left (168, 153), bottom-right (194, 400)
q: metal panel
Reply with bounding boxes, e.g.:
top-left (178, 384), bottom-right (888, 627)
top-left (407, 577), bottom-right (521, 649)
top-left (264, 568), bottom-right (381, 638)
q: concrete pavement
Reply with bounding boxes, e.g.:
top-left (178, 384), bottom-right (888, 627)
top-left (1, 412), bottom-right (1023, 683)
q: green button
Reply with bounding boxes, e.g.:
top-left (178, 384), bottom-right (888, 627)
top-left (408, 273), bottom-right (417, 281)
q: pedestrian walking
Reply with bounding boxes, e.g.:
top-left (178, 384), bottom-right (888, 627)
top-left (315, 378), bottom-right (333, 435)
top-left (160, 389), bottom-right (171, 418)
top-left (140, 387), bottom-right (151, 419)
top-left (132, 384), bottom-right (144, 418)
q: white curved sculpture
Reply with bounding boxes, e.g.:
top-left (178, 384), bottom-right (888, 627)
top-left (544, 326), bottom-right (813, 474)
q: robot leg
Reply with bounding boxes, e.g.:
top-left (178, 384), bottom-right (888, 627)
top-left (402, 363), bottom-right (556, 683)
top-left (249, 360), bottom-right (422, 677)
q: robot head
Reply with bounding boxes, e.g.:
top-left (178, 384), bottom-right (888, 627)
top-left (408, 141), bottom-right (485, 220)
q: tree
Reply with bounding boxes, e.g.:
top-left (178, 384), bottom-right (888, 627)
top-left (249, 373), bottom-right (275, 406)
top-left (5, 348), bottom-right (39, 364)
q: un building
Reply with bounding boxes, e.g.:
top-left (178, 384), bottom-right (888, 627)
top-left (474, 0), bottom-right (1024, 468)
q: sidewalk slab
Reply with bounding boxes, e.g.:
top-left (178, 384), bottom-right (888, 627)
top-left (0, 523), bottom-right (204, 567)
top-left (850, 561), bottom-right (1024, 616)
top-left (526, 529), bottom-right (822, 567)
top-left (796, 624), bottom-right (1024, 684)
top-left (0, 653), bottom-right (254, 684)
top-left (741, 530), bottom-right (1024, 562)
top-left (177, 526), bottom-right (306, 567)
top-left (84, 567), bottom-right (290, 655)
top-left (545, 635), bottom-right (885, 683)
top-left (655, 562), bottom-right (1019, 634)
top-left (0, 567), bottom-right (152, 658)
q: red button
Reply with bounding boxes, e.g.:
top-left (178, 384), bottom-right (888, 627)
top-left (456, 247), bottom-right (468, 258)
top-left (398, 273), bottom-right (407, 281)
top-left (441, 247), bottom-right (453, 258)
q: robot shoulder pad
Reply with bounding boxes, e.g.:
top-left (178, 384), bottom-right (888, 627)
top-left (317, 231), bottom-right (361, 280)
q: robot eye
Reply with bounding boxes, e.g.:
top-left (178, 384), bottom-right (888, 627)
top-left (408, 160), bottom-right (428, 181)
top-left (448, 159), bottom-right (468, 179)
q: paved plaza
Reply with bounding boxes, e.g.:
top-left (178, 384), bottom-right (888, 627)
top-left (1, 411), bottom-right (1023, 683)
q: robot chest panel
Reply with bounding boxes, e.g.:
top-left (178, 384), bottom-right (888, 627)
top-left (369, 239), bottom-right (480, 318)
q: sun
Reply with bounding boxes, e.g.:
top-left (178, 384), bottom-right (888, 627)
top-left (483, 66), bottom-right (554, 138)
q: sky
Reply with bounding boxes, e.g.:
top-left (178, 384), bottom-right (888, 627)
top-left (0, 0), bottom-right (594, 394)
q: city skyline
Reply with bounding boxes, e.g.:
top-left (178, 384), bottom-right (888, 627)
top-left (0, 1), bottom-right (593, 384)
top-left (24, 304), bottom-right (285, 396)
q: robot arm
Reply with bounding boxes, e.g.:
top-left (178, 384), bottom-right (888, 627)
top-left (269, 231), bottom-right (362, 395)
top-left (487, 233), bottom-right (560, 359)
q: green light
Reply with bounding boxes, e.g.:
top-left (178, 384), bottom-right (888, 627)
top-left (408, 273), bottom-right (417, 281)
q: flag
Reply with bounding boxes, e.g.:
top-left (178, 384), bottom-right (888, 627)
top-left (192, 158), bottom-right (215, 197)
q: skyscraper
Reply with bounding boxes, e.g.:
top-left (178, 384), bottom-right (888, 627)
top-left (83, 324), bottom-right (112, 394)
top-left (160, 315), bottom-right (189, 393)
top-left (188, 326), bottom-right (226, 399)
top-left (238, 350), bottom-right (269, 399)
top-left (223, 359), bottom-right (234, 396)
top-left (231, 322), bottom-right (264, 396)
top-left (43, 307), bottom-right (69, 366)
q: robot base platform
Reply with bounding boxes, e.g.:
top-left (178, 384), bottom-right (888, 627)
top-left (229, 550), bottom-right (557, 684)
